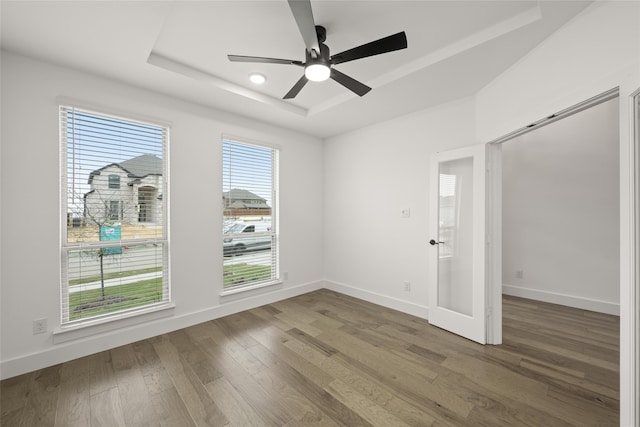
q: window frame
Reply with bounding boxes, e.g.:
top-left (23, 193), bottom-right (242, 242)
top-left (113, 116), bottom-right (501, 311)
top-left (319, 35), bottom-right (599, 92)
top-left (221, 136), bottom-right (280, 295)
top-left (108, 174), bottom-right (120, 189)
top-left (60, 104), bottom-right (171, 328)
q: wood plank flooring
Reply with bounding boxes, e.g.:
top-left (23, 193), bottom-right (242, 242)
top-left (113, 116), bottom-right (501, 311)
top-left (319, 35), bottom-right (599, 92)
top-left (1, 290), bottom-right (620, 426)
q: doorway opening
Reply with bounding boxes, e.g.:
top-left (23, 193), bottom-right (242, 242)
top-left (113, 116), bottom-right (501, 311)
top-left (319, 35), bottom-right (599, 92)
top-left (500, 95), bottom-right (620, 315)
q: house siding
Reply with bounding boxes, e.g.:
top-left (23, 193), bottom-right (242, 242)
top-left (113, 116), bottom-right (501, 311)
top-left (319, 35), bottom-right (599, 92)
top-left (84, 165), bottom-right (163, 226)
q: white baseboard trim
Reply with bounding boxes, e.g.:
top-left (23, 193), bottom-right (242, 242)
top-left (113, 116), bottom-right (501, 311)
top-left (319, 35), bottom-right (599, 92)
top-left (0, 280), bottom-right (323, 380)
top-left (323, 279), bottom-right (429, 320)
top-left (502, 284), bottom-right (620, 316)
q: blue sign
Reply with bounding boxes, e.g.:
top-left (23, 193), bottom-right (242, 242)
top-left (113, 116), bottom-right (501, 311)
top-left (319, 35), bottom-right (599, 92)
top-left (100, 224), bottom-right (122, 255)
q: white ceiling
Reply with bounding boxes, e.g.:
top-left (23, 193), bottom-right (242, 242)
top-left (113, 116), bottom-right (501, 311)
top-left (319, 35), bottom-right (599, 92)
top-left (1, 1), bottom-right (592, 138)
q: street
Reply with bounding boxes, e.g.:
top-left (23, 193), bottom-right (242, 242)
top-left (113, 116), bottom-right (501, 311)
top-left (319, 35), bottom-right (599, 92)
top-left (224, 248), bottom-right (272, 267)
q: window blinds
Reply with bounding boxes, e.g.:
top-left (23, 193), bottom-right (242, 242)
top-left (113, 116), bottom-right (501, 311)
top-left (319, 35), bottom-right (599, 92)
top-left (60, 106), bottom-right (169, 324)
top-left (222, 138), bottom-right (278, 291)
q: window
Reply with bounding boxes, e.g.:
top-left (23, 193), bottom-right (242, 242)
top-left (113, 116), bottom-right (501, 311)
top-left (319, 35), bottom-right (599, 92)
top-left (438, 173), bottom-right (457, 258)
top-left (222, 137), bottom-right (278, 292)
top-left (107, 200), bottom-right (122, 221)
top-left (138, 188), bottom-right (154, 223)
top-left (108, 174), bottom-right (120, 189)
top-left (61, 106), bottom-right (169, 325)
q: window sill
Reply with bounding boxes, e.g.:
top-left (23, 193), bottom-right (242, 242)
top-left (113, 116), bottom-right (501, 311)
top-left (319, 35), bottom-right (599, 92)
top-left (53, 303), bottom-right (175, 344)
top-left (220, 280), bottom-right (282, 297)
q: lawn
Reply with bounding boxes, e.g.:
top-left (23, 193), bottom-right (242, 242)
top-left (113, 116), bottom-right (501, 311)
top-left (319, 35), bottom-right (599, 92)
top-left (68, 262), bottom-right (271, 321)
top-left (223, 262), bottom-right (272, 288)
top-left (69, 277), bottom-right (163, 321)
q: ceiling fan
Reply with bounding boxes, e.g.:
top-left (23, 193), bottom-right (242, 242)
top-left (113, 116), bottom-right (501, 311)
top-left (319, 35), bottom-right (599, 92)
top-left (228, 0), bottom-right (408, 99)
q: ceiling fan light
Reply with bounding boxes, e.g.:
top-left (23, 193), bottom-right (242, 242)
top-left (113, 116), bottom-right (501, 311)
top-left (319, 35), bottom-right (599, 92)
top-left (249, 73), bottom-right (266, 84)
top-left (305, 63), bottom-right (330, 82)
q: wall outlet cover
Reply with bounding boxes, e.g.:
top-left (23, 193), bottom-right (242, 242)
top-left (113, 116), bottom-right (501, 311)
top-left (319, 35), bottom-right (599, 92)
top-left (33, 318), bottom-right (48, 335)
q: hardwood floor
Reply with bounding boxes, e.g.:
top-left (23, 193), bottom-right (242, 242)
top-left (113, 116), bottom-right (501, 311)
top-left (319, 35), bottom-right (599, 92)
top-left (1, 290), bottom-right (619, 426)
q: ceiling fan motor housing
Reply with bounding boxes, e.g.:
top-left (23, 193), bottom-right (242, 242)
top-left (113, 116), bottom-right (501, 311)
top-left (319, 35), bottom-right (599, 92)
top-left (305, 27), bottom-right (331, 82)
top-left (305, 42), bottom-right (331, 67)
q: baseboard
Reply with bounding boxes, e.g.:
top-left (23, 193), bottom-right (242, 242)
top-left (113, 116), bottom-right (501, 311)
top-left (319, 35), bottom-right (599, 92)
top-left (502, 284), bottom-right (620, 316)
top-left (323, 279), bottom-right (429, 320)
top-left (0, 280), bottom-right (323, 380)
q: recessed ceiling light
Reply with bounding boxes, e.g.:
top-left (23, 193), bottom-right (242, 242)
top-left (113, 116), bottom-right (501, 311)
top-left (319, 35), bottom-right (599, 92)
top-left (249, 73), bottom-right (266, 85)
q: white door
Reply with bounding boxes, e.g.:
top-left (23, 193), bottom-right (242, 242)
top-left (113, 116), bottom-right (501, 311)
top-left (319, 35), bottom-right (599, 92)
top-left (428, 144), bottom-right (487, 344)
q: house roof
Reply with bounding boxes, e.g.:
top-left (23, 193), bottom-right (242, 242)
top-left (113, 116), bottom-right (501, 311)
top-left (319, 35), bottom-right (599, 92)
top-left (223, 189), bottom-right (266, 203)
top-left (118, 154), bottom-right (163, 177)
top-left (88, 154), bottom-right (162, 184)
top-left (228, 200), bottom-right (271, 210)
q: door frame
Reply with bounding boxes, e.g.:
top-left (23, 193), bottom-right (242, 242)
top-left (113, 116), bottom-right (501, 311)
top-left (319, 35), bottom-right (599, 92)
top-left (486, 143), bottom-right (502, 345)
top-left (627, 86), bottom-right (639, 427)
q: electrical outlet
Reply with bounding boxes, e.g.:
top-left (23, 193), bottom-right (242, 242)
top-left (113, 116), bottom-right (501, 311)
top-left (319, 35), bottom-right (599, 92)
top-left (403, 281), bottom-right (411, 292)
top-left (515, 270), bottom-right (524, 279)
top-left (400, 208), bottom-right (410, 218)
top-left (283, 272), bottom-right (289, 281)
top-left (33, 318), bottom-right (48, 335)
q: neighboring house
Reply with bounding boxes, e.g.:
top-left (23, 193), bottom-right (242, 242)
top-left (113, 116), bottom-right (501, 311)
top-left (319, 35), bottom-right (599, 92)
top-left (223, 188), bottom-right (271, 216)
top-left (83, 154), bottom-right (163, 225)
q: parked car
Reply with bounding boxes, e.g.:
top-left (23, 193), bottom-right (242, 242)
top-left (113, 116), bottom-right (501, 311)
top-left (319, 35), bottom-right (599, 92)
top-left (223, 221), bottom-right (272, 256)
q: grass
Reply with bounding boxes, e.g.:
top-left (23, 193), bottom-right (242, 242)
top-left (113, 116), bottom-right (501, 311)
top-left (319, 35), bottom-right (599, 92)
top-left (68, 262), bottom-right (271, 321)
top-left (69, 277), bottom-right (163, 321)
top-left (69, 266), bottom-right (163, 285)
top-left (223, 263), bottom-right (272, 288)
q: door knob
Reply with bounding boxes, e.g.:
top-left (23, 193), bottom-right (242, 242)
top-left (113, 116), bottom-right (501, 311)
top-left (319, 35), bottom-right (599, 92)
top-left (429, 239), bottom-right (444, 245)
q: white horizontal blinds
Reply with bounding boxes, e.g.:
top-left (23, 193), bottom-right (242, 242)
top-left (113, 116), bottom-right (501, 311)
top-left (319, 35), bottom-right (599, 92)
top-left (64, 243), bottom-right (166, 322)
top-left (222, 138), bottom-right (278, 290)
top-left (61, 106), bottom-right (169, 324)
top-left (62, 107), bottom-right (165, 240)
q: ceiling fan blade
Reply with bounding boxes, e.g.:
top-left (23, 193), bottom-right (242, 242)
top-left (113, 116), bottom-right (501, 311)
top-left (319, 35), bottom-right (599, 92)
top-left (228, 55), bottom-right (303, 66)
top-left (330, 68), bottom-right (371, 97)
top-left (283, 75), bottom-right (309, 99)
top-left (331, 31), bottom-right (407, 65)
top-left (287, 0), bottom-right (320, 55)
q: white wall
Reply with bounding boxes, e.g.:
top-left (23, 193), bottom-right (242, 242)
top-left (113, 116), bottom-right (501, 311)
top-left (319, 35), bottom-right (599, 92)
top-left (322, 2), bottom-right (639, 319)
top-left (323, 98), bottom-right (478, 317)
top-left (501, 98), bottom-right (620, 314)
top-left (0, 51), bottom-right (325, 379)
top-left (322, 3), bottom-right (639, 318)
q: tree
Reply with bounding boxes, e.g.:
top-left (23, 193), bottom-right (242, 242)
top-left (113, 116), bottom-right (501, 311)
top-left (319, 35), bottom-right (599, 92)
top-left (68, 187), bottom-right (137, 304)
